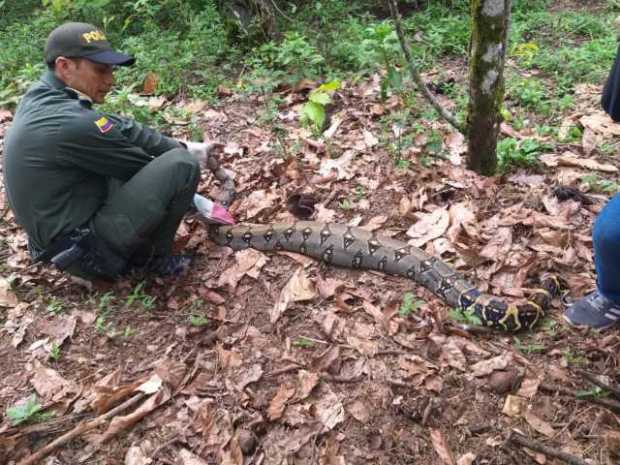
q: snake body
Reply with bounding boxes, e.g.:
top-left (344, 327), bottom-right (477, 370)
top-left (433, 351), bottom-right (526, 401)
top-left (209, 221), bottom-right (560, 332)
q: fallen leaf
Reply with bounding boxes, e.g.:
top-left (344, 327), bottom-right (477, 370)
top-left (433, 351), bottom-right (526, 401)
top-left (360, 215), bottom-right (388, 231)
top-left (407, 207), bottom-right (450, 247)
top-left (471, 353), bottom-right (513, 377)
top-left (457, 452), bottom-right (476, 465)
top-left (580, 111), bottom-right (620, 137)
top-left (430, 429), bottom-right (456, 465)
top-left (178, 448), bottom-right (209, 465)
top-left (218, 249), bottom-right (268, 291)
top-left (314, 386), bottom-right (345, 432)
top-left (268, 382), bottom-right (296, 420)
top-left (523, 410), bottom-right (555, 437)
top-left (363, 129), bottom-right (378, 148)
top-left (445, 131), bottom-right (465, 165)
top-left (347, 400), bottom-right (370, 423)
top-left (540, 151), bottom-right (618, 173)
top-left (318, 150), bottom-right (358, 180)
top-left (125, 443), bottom-right (153, 465)
top-left (502, 394), bottom-right (526, 417)
top-left (581, 127), bottom-right (598, 156)
top-left (31, 360), bottom-right (77, 400)
top-left (0, 278), bottom-right (18, 307)
top-left (142, 72), bottom-right (158, 95)
top-left (237, 189), bottom-right (279, 218)
top-left (271, 267), bottom-right (317, 323)
top-left (440, 338), bottom-right (467, 372)
top-left (296, 370), bottom-right (320, 400)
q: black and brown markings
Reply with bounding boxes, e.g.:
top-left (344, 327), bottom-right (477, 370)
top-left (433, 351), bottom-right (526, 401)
top-left (322, 245), bottom-right (334, 263)
top-left (367, 235), bottom-right (381, 256)
top-left (320, 225), bottom-right (332, 245)
top-left (377, 256), bottom-right (388, 271)
top-left (343, 228), bottom-right (356, 250)
top-left (352, 250), bottom-right (364, 269)
top-left (242, 231), bottom-right (253, 245)
top-left (263, 227), bottom-right (275, 243)
top-left (283, 226), bottom-right (296, 241)
top-left (394, 246), bottom-right (412, 263)
top-left (225, 230), bottom-right (234, 246)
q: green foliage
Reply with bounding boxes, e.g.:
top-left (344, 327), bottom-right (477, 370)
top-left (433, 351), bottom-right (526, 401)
top-left (301, 80), bottom-right (341, 133)
top-left (398, 292), bottom-right (423, 317)
top-left (497, 138), bottom-right (551, 172)
top-left (581, 174), bottom-right (620, 194)
top-left (513, 336), bottom-right (545, 354)
top-left (126, 282), bottom-right (157, 310)
top-left (448, 307), bottom-right (483, 326)
top-left (49, 342), bottom-right (62, 361)
top-left (292, 336), bottom-right (315, 348)
top-left (6, 395), bottom-right (53, 426)
top-left (46, 297), bottom-right (65, 316)
top-left (190, 314), bottom-right (209, 327)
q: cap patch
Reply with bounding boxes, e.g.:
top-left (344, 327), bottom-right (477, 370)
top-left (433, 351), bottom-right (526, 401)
top-left (82, 30), bottom-right (107, 44)
top-left (94, 116), bottom-right (113, 133)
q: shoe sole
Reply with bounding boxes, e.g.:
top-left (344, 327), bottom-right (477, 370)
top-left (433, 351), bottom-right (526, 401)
top-left (562, 314), bottom-right (619, 331)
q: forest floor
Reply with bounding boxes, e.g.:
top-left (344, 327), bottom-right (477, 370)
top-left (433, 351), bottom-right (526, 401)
top-left (2, 11), bottom-right (620, 465)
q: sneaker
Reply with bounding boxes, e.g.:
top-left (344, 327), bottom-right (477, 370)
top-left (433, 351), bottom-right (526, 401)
top-left (563, 290), bottom-right (620, 330)
top-left (148, 255), bottom-right (193, 277)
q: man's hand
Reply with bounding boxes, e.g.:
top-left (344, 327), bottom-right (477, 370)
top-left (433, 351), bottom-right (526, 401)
top-left (183, 141), bottom-right (223, 166)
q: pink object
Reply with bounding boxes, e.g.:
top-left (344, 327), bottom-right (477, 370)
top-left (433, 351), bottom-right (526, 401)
top-left (193, 194), bottom-right (236, 225)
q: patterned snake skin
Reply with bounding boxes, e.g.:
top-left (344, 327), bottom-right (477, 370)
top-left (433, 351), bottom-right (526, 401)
top-left (209, 221), bottom-right (561, 331)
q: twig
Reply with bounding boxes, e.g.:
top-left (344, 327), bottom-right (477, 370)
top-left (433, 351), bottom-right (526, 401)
top-left (507, 431), bottom-right (589, 465)
top-left (17, 392), bottom-right (146, 465)
top-left (387, 0), bottom-right (466, 134)
top-left (540, 382), bottom-right (620, 414)
top-left (578, 370), bottom-right (620, 399)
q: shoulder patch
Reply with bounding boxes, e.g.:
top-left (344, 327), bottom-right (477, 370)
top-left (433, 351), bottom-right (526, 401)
top-left (94, 116), bottom-right (113, 134)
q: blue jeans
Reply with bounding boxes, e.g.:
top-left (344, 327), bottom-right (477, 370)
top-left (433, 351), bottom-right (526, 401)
top-left (593, 192), bottom-right (620, 303)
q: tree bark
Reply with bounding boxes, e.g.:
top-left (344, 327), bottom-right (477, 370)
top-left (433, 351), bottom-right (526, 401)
top-left (467, 0), bottom-right (511, 175)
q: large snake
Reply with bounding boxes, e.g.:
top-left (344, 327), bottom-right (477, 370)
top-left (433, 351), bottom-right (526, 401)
top-left (208, 221), bottom-right (561, 332)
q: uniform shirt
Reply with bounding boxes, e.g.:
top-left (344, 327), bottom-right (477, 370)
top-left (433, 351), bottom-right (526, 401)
top-left (3, 70), bottom-right (182, 251)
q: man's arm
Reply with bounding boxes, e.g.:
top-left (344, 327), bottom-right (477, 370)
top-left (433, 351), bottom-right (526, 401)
top-left (56, 112), bottom-right (181, 181)
top-left (104, 113), bottom-right (183, 157)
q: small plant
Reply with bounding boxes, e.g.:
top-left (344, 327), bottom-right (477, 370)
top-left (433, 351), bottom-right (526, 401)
top-left (292, 336), bottom-right (315, 348)
top-left (398, 293), bottom-right (423, 317)
top-left (123, 325), bottom-right (136, 338)
top-left (581, 174), bottom-right (620, 194)
top-left (46, 297), bottom-right (64, 316)
top-left (513, 336), bottom-right (545, 354)
top-left (339, 198), bottom-right (353, 210)
top-left (48, 342), bottom-right (62, 361)
top-left (126, 281), bottom-right (157, 311)
top-left (576, 386), bottom-right (609, 399)
top-left (190, 314), bottom-right (209, 327)
top-left (6, 395), bottom-right (53, 426)
top-left (448, 307), bottom-right (483, 326)
top-left (497, 137), bottom-right (550, 172)
top-left (563, 349), bottom-right (588, 367)
top-left (301, 80), bottom-right (341, 134)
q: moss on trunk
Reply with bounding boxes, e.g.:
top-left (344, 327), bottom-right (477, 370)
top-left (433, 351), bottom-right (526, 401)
top-left (467, 0), bottom-right (511, 175)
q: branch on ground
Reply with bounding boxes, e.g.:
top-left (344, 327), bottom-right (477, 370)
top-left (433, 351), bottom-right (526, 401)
top-left (387, 0), bottom-right (466, 135)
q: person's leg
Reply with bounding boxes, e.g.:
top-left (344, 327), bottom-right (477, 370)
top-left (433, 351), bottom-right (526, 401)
top-left (593, 193), bottom-right (620, 301)
top-left (564, 193), bottom-right (620, 329)
top-left (89, 148), bottom-right (200, 274)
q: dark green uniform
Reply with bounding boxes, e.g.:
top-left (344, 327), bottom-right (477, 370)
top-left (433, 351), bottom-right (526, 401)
top-left (3, 70), bottom-right (200, 278)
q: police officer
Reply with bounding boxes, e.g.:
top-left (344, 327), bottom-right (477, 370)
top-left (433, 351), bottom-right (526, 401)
top-left (3, 22), bottom-right (220, 281)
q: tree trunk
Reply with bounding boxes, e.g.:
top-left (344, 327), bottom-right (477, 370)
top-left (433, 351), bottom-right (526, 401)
top-left (467, 0), bottom-right (511, 175)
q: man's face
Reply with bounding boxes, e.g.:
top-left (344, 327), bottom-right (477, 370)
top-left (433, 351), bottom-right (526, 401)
top-left (55, 58), bottom-right (115, 104)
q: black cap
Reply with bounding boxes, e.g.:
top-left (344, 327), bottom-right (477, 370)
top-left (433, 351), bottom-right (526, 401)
top-left (45, 22), bottom-right (135, 66)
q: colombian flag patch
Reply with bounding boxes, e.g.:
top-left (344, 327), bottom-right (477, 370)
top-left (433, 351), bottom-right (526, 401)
top-left (94, 116), bottom-right (113, 134)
